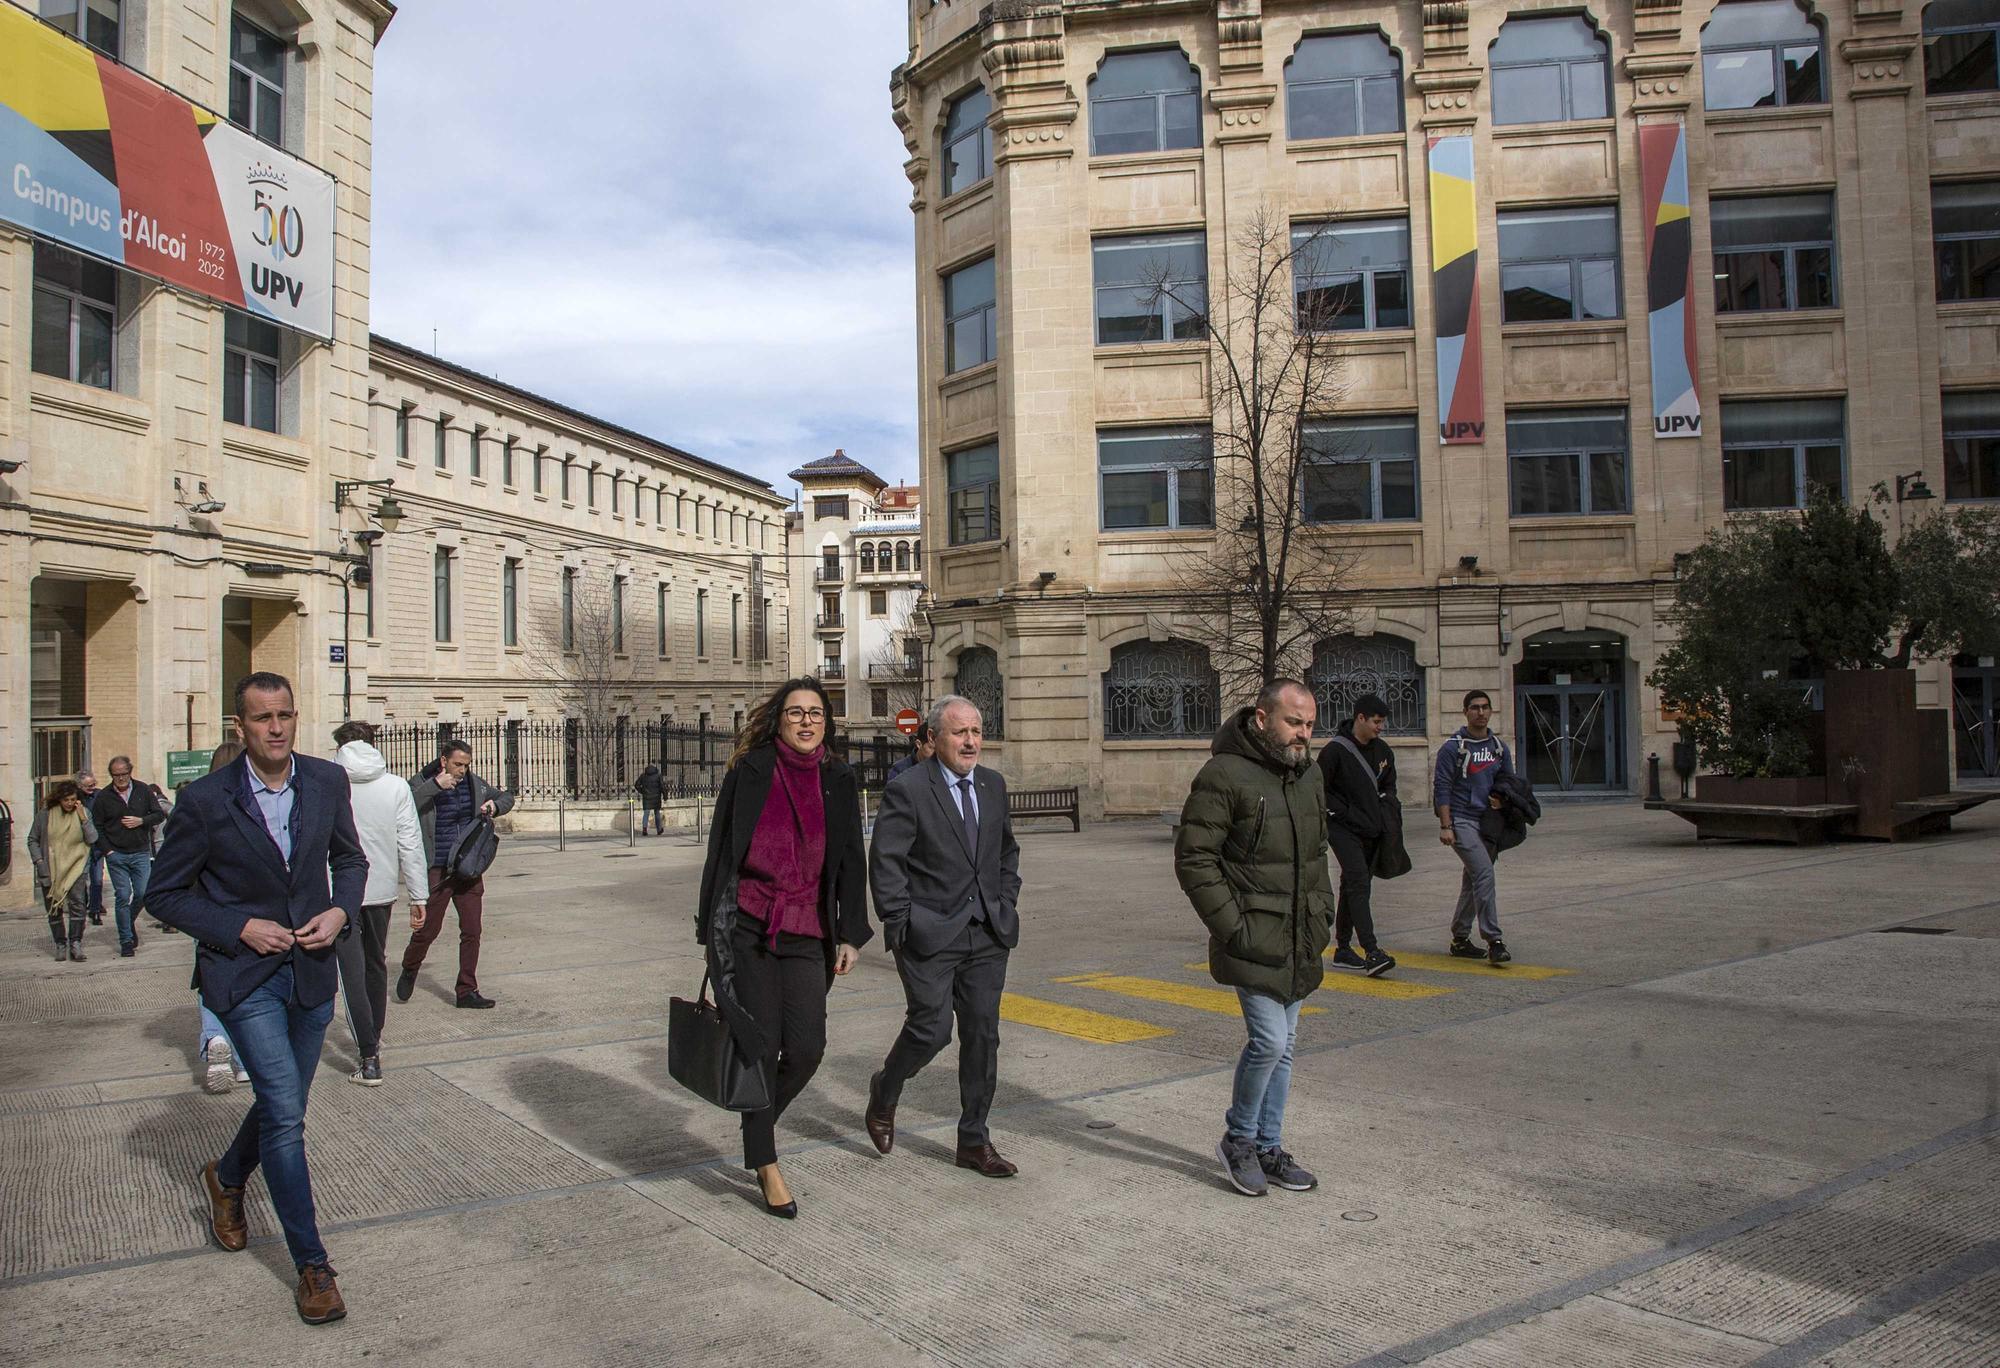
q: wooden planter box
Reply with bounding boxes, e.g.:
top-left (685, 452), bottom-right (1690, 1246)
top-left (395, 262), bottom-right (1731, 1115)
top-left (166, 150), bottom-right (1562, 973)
top-left (1695, 775), bottom-right (1827, 806)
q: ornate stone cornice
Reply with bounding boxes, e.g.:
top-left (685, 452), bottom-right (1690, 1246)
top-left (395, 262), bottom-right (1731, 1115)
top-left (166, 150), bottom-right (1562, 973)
top-left (1841, 33), bottom-right (1919, 97)
top-left (1210, 83), bottom-right (1277, 143)
top-left (1423, 3), bottom-right (1470, 60)
top-left (1852, 0), bottom-right (1907, 29)
top-left (982, 5), bottom-right (1077, 165)
top-left (1218, 0), bottom-right (1263, 74)
top-left (1626, 50), bottom-right (1696, 112)
top-left (1413, 65), bottom-right (1482, 127)
top-left (1632, 0), bottom-right (1685, 48)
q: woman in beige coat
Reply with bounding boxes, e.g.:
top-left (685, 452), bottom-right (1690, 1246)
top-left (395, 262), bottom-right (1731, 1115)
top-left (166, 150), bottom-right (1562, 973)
top-left (28, 781), bottom-right (99, 962)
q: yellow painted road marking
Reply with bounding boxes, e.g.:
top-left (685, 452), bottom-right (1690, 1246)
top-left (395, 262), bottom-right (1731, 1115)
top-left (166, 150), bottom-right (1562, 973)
top-left (1060, 974), bottom-right (1327, 1017)
top-left (1182, 962), bottom-right (1454, 1001)
top-left (1377, 949), bottom-right (1574, 981)
top-left (999, 992), bottom-right (1174, 1044)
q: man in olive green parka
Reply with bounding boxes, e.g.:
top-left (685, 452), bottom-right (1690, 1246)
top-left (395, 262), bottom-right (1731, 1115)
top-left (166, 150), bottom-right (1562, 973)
top-left (1175, 678), bottom-right (1333, 1197)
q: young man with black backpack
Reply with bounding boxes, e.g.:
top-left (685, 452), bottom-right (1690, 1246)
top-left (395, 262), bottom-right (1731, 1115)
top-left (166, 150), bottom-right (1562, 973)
top-left (396, 740), bottom-right (515, 1009)
top-left (1317, 694), bottom-right (1399, 978)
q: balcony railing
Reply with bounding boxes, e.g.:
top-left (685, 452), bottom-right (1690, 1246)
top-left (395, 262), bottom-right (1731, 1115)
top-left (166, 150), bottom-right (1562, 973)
top-left (815, 565), bottom-right (844, 584)
top-left (868, 662), bottom-right (921, 678)
top-left (816, 613), bottom-right (844, 630)
top-left (819, 662), bottom-right (846, 679)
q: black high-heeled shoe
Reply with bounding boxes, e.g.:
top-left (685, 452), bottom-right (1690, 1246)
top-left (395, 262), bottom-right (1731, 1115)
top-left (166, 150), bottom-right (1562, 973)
top-left (756, 1167), bottom-right (797, 1219)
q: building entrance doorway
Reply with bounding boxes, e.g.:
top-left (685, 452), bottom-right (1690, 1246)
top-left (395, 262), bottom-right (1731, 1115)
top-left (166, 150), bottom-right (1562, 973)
top-left (1954, 654), bottom-right (1999, 779)
top-left (1514, 629), bottom-right (1627, 792)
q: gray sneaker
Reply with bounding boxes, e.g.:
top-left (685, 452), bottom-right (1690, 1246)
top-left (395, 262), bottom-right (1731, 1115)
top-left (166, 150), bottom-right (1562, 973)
top-left (202, 1040), bottom-right (235, 1095)
top-left (1258, 1147), bottom-right (1318, 1192)
top-left (1216, 1136), bottom-right (1268, 1196)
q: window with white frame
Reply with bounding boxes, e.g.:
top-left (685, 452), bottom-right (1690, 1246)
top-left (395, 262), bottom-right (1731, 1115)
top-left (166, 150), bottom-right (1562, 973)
top-left (1721, 397), bottom-right (1846, 510)
top-left (1935, 181), bottom-right (2000, 302)
top-left (39, 0), bottom-right (120, 56)
top-left (1926, 0), bottom-right (2000, 94)
top-left (1490, 15), bottom-right (1609, 126)
top-left (1303, 417), bottom-right (1420, 523)
top-left (1712, 193), bottom-right (1837, 312)
top-left (941, 86), bottom-right (993, 196)
top-left (1701, 0), bottom-right (1826, 110)
top-left (1089, 48), bottom-right (1201, 156)
top-left (1093, 233), bottom-right (1207, 344)
top-left (860, 543), bottom-right (875, 573)
top-left (1286, 30), bottom-right (1402, 140)
top-left (223, 311), bottom-right (282, 432)
top-left (1294, 218), bottom-right (1411, 331)
top-left (1943, 390), bottom-right (2000, 500)
top-left (31, 243), bottom-right (116, 390)
top-left (1098, 427), bottom-right (1214, 531)
top-left (228, 13), bottom-right (288, 147)
top-left (945, 256), bottom-right (997, 373)
top-left (1507, 409), bottom-right (1631, 516)
top-left (948, 442), bottom-right (1000, 545)
top-left (1499, 206), bottom-right (1621, 323)
top-left (870, 589), bottom-right (888, 616)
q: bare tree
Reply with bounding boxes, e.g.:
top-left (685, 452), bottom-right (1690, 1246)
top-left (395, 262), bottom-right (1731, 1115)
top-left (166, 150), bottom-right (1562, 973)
top-left (865, 604), bottom-right (927, 722)
top-left (524, 566), bottom-right (635, 791)
top-left (1142, 207), bottom-right (1357, 696)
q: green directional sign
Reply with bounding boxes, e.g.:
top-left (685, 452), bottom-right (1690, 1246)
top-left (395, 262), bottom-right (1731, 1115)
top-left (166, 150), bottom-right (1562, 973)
top-left (166, 750), bottom-right (211, 788)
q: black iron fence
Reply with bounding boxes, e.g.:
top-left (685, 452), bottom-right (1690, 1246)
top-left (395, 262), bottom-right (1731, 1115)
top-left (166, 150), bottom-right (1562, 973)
top-left (373, 718), bottom-right (909, 804)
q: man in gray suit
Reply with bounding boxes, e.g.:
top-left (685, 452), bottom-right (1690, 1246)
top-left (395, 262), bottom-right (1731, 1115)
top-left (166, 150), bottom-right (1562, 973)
top-left (864, 694), bottom-right (1022, 1177)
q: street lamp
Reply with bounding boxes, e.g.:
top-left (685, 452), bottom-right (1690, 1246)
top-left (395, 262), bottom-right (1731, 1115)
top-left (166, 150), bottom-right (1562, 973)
top-left (1894, 471), bottom-right (1935, 503)
top-left (332, 478), bottom-right (405, 718)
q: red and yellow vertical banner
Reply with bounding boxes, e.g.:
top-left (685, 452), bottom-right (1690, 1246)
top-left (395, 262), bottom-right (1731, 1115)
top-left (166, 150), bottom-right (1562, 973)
top-left (1427, 133), bottom-right (1484, 445)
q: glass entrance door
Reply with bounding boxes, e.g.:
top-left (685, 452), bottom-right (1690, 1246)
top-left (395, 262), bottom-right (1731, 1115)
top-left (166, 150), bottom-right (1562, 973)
top-left (1518, 685), bottom-right (1622, 791)
top-left (1954, 658), bottom-right (1998, 778)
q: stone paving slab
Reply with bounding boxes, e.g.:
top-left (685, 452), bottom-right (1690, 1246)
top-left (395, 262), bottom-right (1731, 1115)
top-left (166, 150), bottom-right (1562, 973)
top-left (1818, 1264), bottom-right (2000, 1367)
top-left (1411, 1295), bottom-right (1772, 1367)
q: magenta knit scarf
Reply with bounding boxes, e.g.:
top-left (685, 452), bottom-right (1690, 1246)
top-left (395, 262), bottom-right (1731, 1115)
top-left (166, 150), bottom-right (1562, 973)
top-left (738, 742), bottom-right (827, 947)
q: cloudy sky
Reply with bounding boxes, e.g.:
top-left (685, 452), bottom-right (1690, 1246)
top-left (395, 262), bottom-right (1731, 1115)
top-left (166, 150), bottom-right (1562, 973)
top-left (370, 2), bottom-right (917, 497)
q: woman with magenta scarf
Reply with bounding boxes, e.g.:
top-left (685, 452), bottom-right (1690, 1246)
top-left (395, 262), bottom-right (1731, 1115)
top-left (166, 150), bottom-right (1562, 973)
top-left (696, 676), bottom-right (870, 1218)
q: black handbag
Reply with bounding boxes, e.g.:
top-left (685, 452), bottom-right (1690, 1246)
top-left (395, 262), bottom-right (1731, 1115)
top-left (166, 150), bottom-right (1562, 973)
top-left (445, 815), bottom-right (498, 882)
top-left (668, 973), bottom-right (772, 1112)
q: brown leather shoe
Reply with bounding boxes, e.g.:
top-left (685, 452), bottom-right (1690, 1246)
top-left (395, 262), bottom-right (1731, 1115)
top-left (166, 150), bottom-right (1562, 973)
top-left (295, 1263), bottom-right (346, 1324)
top-left (954, 1142), bottom-right (1019, 1178)
top-left (864, 1070), bottom-right (895, 1155)
top-left (200, 1161), bottom-right (247, 1252)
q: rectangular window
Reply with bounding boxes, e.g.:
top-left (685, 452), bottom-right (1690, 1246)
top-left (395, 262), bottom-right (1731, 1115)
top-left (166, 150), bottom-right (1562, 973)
top-left (675, 494), bottom-right (684, 529)
top-left (1302, 417), bottom-right (1421, 523)
top-left (826, 688), bottom-right (847, 718)
top-left (561, 459), bottom-right (573, 503)
top-left (1934, 181), bottom-right (2000, 303)
top-left (611, 474), bottom-right (622, 516)
top-left (871, 686), bottom-right (890, 717)
top-left (223, 310), bottom-right (282, 432)
top-left (1944, 391), bottom-right (2000, 500)
top-left (945, 255), bottom-right (998, 373)
top-left (947, 442), bottom-right (1001, 545)
top-left (1713, 193), bottom-right (1837, 313)
top-left (731, 593), bottom-right (741, 658)
top-left (229, 14), bottom-right (287, 147)
top-left (532, 446), bottom-right (546, 494)
top-left (942, 86), bottom-right (994, 197)
top-left (469, 425), bottom-right (484, 479)
top-left (612, 575), bottom-right (626, 654)
top-left (434, 415), bottom-right (450, 469)
top-left (1507, 409), bottom-right (1631, 516)
top-left (1499, 206), bottom-right (1621, 323)
top-left (432, 547), bottom-right (453, 643)
top-left (561, 567), bottom-right (576, 652)
top-left (503, 437), bottom-right (518, 487)
top-left (869, 589), bottom-right (888, 616)
top-left (813, 496), bottom-right (849, 521)
top-left (586, 467), bottom-right (598, 509)
top-left (30, 243), bottom-right (116, 390)
top-left (656, 488), bottom-right (666, 523)
top-left (1093, 233), bottom-right (1207, 344)
top-left (396, 406), bottom-right (412, 462)
top-left (502, 558), bottom-right (519, 648)
top-left (40, 0), bottom-right (121, 56)
top-left (1721, 398), bottom-right (1846, 509)
top-left (1927, 4), bottom-right (2000, 94)
top-left (657, 583), bottom-right (669, 657)
top-left (1293, 219), bottom-right (1412, 332)
top-left (696, 588), bottom-right (707, 656)
top-left (1098, 427), bottom-right (1215, 531)
top-left (363, 541), bottom-right (376, 638)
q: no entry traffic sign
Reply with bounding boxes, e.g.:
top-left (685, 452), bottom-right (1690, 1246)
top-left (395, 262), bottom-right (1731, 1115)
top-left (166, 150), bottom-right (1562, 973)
top-left (895, 708), bottom-right (921, 736)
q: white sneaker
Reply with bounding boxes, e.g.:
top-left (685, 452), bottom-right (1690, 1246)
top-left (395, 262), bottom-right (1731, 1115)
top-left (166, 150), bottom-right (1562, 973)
top-left (203, 1040), bottom-right (235, 1094)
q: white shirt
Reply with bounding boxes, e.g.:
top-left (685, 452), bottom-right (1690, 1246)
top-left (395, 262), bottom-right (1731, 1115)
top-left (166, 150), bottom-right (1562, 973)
top-left (936, 759), bottom-right (979, 826)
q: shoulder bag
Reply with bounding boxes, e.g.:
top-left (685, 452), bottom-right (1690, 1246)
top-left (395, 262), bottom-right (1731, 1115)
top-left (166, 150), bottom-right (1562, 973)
top-left (668, 972), bottom-right (772, 1112)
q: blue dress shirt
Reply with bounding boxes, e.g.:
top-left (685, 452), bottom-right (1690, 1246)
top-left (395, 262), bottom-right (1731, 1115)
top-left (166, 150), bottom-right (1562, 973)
top-left (245, 755), bottom-right (298, 866)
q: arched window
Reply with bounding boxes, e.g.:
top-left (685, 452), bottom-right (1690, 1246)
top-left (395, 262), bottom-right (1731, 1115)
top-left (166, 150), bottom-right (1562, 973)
top-left (1089, 48), bottom-right (1201, 156)
top-left (896, 541), bottom-right (911, 572)
top-left (1307, 634), bottom-right (1427, 736)
top-left (859, 543), bottom-right (875, 573)
top-left (954, 646), bottom-right (1005, 740)
top-left (1286, 30), bottom-right (1402, 141)
top-left (1490, 15), bottom-right (1610, 126)
top-left (1103, 640), bottom-right (1220, 740)
top-left (1927, 0), bottom-right (2000, 93)
top-left (1701, 1), bottom-right (1826, 109)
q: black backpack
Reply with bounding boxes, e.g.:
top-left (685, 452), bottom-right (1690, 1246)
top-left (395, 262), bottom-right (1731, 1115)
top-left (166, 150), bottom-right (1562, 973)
top-left (445, 814), bottom-right (498, 882)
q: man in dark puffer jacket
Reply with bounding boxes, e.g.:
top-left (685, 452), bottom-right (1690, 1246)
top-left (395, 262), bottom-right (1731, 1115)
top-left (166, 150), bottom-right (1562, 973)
top-left (1175, 679), bottom-right (1333, 1199)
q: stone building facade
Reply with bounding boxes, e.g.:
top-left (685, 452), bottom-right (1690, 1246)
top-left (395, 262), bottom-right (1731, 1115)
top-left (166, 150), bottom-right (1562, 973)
top-left (785, 452), bottom-right (925, 742)
top-left (892, 0), bottom-right (2000, 815)
top-left (5, 0), bottom-right (394, 825)
top-left (357, 338), bottom-right (791, 731)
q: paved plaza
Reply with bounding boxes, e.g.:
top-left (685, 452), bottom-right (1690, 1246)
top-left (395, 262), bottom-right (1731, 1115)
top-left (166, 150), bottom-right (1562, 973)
top-left (1, 801), bottom-right (1996, 1367)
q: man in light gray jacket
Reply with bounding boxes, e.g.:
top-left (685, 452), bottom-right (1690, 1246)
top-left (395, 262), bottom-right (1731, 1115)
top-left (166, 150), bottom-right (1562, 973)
top-left (333, 721), bottom-right (428, 1084)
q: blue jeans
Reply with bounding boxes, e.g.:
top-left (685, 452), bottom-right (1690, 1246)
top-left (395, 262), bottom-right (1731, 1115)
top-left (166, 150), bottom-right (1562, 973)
top-left (198, 942), bottom-right (234, 1057)
top-left (215, 964), bottom-right (333, 1269)
top-left (105, 850), bottom-right (151, 949)
top-left (86, 850), bottom-right (104, 916)
top-left (1226, 987), bottom-right (1302, 1151)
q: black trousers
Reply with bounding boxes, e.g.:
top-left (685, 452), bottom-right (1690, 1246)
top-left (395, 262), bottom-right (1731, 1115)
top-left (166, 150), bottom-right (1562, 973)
top-left (730, 925), bottom-right (829, 1169)
top-left (335, 902), bottom-right (392, 1058)
top-left (1326, 825), bottom-right (1381, 954)
top-left (879, 920), bottom-right (1009, 1147)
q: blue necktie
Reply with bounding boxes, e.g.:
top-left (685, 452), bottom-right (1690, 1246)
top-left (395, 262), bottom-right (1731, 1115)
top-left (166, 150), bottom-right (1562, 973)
top-left (956, 778), bottom-right (978, 855)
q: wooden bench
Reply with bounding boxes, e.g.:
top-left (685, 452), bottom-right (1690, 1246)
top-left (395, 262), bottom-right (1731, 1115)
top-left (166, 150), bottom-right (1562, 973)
top-left (1011, 786), bottom-right (1081, 832)
top-left (1647, 799), bottom-right (1859, 845)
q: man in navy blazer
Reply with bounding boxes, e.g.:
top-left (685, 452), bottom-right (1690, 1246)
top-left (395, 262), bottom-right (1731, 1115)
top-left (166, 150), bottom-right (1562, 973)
top-left (148, 672), bottom-right (367, 1325)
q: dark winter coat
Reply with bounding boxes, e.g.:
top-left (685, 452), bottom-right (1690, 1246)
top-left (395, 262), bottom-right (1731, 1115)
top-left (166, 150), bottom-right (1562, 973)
top-left (411, 763), bottom-right (515, 867)
top-left (695, 745), bottom-right (872, 1059)
top-left (1479, 768), bottom-right (1541, 855)
top-left (1318, 720), bottom-right (1398, 840)
top-left (634, 766), bottom-right (664, 804)
top-left (1174, 707), bottom-right (1333, 1005)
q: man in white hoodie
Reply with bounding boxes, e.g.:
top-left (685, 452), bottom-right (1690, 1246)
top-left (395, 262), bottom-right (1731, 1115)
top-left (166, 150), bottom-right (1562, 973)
top-left (332, 720), bottom-right (429, 1085)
